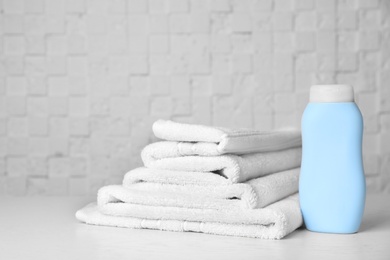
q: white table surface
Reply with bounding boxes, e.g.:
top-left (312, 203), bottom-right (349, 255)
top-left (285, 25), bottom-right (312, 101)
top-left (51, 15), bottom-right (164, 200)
top-left (1, 195), bottom-right (389, 260)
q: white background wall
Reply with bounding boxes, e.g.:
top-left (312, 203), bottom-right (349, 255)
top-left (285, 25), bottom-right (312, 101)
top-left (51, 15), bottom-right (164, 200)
top-left (0, 0), bottom-right (389, 195)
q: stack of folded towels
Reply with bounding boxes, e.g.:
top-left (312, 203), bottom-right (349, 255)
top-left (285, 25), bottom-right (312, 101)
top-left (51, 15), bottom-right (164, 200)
top-left (76, 120), bottom-right (303, 239)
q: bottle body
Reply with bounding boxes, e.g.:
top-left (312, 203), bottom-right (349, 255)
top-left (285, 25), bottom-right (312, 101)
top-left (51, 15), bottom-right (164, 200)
top-left (300, 102), bottom-right (366, 234)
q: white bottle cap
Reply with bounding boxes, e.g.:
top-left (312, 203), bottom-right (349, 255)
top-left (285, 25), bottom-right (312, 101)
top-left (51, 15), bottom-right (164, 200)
top-left (310, 84), bottom-right (354, 103)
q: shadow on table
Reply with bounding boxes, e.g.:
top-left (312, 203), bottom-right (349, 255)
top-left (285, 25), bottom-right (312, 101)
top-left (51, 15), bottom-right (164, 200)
top-left (359, 203), bottom-right (390, 232)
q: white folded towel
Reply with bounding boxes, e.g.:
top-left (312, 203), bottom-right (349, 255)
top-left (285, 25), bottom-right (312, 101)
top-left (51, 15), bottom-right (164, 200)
top-left (153, 120), bottom-right (302, 155)
top-left (123, 167), bottom-right (232, 186)
top-left (76, 192), bottom-right (302, 239)
top-left (122, 167), bottom-right (300, 209)
top-left (142, 145), bottom-right (302, 183)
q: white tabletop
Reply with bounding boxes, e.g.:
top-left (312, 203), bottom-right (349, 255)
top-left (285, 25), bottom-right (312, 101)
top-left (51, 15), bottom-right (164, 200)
top-left (1, 195), bottom-right (389, 260)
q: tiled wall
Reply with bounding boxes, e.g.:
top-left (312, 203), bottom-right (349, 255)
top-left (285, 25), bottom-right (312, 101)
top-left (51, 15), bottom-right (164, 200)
top-left (0, 0), bottom-right (389, 195)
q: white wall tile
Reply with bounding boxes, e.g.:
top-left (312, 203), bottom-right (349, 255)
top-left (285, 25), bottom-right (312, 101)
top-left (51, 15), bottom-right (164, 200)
top-left (4, 36), bottom-right (25, 55)
top-left (69, 177), bottom-right (88, 195)
top-left (6, 96), bottom-right (26, 115)
top-left (7, 157), bottom-right (28, 177)
top-left (7, 137), bottom-right (28, 156)
top-left (8, 117), bottom-right (28, 136)
top-left (3, 15), bottom-right (25, 33)
top-left (6, 176), bottom-right (26, 195)
top-left (24, 0), bottom-right (44, 14)
top-left (231, 13), bottom-right (252, 32)
top-left (29, 137), bottom-right (49, 156)
top-left (46, 177), bottom-right (68, 195)
top-left (27, 157), bottom-right (47, 176)
top-left (6, 76), bottom-right (27, 95)
top-left (27, 177), bottom-right (47, 195)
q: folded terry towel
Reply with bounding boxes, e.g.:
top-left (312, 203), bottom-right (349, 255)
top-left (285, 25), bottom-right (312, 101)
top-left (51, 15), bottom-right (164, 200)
top-left (142, 145), bottom-right (302, 183)
top-left (76, 193), bottom-right (302, 239)
top-left (152, 120), bottom-right (302, 155)
top-left (122, 168), bottom-right (300, 209)
top-left (123, 167), bottom-right (233, 186)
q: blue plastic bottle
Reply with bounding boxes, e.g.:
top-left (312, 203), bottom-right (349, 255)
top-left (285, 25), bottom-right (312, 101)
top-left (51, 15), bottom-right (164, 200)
top-left (300, 85), bottom-right (366, 234)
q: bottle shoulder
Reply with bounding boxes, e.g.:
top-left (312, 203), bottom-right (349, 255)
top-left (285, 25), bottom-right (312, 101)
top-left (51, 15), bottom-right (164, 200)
top-left (302, 102), bottom-right (363, 135)
top-left (302, 102), bottom-right (362, 122)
